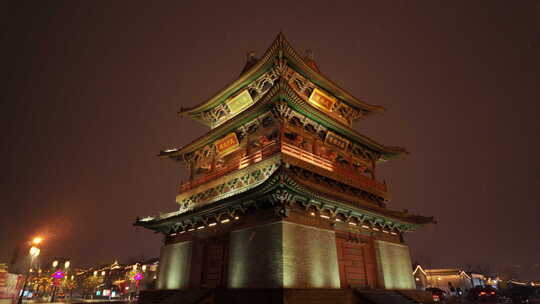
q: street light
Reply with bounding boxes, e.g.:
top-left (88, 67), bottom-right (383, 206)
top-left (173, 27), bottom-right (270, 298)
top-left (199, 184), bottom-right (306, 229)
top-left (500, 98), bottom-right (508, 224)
top-left (64, 261), bottom-right (70, 269)
top-left (52, 260), bottom-right (58, 268)
top-left (29, 247), bottom-right (40, 258)
top-left (17, 238), bottom-right (43, 304)
top-left (31, 237), bottom-right (43, 245)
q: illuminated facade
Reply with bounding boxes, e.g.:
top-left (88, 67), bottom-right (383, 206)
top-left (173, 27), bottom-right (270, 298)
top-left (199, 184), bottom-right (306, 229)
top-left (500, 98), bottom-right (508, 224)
top-left (413, 265), bottom-right (473, 293)
top-left (135, 33), bottom-right (433, 301)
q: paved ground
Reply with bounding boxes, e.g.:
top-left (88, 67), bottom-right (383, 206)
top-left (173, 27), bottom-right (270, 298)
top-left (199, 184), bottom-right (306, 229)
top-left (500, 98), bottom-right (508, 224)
top-left (23, 300), bottom-right (128, 304)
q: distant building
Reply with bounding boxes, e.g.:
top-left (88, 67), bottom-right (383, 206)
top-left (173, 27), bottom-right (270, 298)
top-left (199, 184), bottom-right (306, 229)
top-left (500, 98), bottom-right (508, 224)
top-left (0, 264), bottom-right (24, 304)
top-left (413, 265), bottom-right (473, 293)
top-left (76, 259), bottom-right (159, 300)
top-left (469, 272), bottom-right (487, 287)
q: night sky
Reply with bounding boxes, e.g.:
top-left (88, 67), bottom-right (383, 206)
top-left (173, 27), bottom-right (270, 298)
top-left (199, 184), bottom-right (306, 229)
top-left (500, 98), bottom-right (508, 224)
top-left (2, 1), bottom-right (539, 280)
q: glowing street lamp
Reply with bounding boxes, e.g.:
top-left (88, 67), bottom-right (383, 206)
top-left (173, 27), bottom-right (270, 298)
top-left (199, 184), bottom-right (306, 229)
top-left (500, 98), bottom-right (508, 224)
top-left (18, 242), bottom-right (42, 304)
top-left (64, 261), bottom-right (70, 269)
top-left (32, 237), bottom-right (43, 245)
top-left (29, 246), bottom-right (40, 258)
top-left (52, 260), bottom-right (59, 268)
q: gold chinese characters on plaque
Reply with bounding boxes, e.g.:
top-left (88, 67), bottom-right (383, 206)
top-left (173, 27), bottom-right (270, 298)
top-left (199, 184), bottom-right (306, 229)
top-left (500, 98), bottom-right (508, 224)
top-left (308, 88), bottom-right (336, 112)
top-left (325, 131), bottom-right (349, 153)
top-left (215, 132), bottom-right (240, 156)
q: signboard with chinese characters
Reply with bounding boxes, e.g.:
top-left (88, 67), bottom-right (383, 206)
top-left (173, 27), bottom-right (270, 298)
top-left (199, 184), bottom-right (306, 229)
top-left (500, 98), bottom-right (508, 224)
top-left (325, 131), bottom-right (349, 153)
top-left (215, 132), bottom-right (240, 156)
top-left (226, 90), bottom-right (254, 115)
top-left (0, 272), bottom-right (23, 304)
top-left (51, 271), bottom-right (65, 279)
top-left (308, 88), bottom-right (336, 112)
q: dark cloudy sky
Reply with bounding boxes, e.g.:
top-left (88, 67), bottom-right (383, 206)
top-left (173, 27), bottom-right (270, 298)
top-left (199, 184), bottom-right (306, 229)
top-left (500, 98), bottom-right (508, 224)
top-left (1, 1), bottom-right (539, 279)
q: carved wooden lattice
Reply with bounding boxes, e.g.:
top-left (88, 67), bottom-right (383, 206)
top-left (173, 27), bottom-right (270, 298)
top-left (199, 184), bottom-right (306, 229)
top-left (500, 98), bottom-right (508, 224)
top-left (283, 67), bottom-right (364, 124)
top-left (200, 67), bottom-right (280, 127)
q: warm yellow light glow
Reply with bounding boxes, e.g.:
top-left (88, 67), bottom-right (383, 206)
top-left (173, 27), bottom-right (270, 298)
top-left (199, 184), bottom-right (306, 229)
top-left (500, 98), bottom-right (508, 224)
top-left (197, 226), bottom-right (205, 230)
top-left (101, 271), bottom-right (106, 276)
top-left (64, 261), bottom-right (70, 268)
top-left (142, 265), bottom-right (147, 272)
top-left (188, 228), bottom-right (195, 231)
top-left (416, 277), bottom-right (420, 281)
top-left (391, 232), bottom-right (397, 235)
top-left (32, 237), bottom-right (43, 245)
top-left (310, 212), bottom-right (315, 216)
top-left (221, 219), bottom-right (230, 223)
top-left (52, 260), bottom-right (58, 268)
top-left (437, 277), bottom-right (441, 281)
top-left (335, 218), bottom-right (342, 222)
top-left (170, 233), bottom-right (177, 236)
top-left (372, 227), bottom-right (380, 231)
top-left (29, 246), bottom-right (40, 258)
top-left (383, 230), bottom-right (389, 234)
top-left (209, 222), bottom-right (217, 227)
top-left (361, 225), bottom-right (370, 229)
top-left (93, 271), bottom-right (97, 276)
top-left (29, 268), bottom-right (33, 273)
top-left (320, 215), bottom-right (330, 219)
top-left (180, 231), bottom-right (186, 234)
top-left (234, 216), bottom-right (239, 220)
top-left (348, 222), bottom-right (357, 226)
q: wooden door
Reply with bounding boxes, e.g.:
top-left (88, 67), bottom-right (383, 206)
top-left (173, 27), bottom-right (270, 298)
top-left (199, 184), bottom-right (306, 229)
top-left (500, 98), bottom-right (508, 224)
top-left (335, 235), bottom-right (378, 289)
top-left (201, 237), bottom-right (228, 288)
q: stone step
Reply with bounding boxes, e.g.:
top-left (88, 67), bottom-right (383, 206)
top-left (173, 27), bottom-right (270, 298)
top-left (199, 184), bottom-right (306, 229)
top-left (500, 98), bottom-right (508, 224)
top-left (139, 289), bottom-right (211, 304)
top-left (139, 289), bottom-right (428, 304)
top-left (284, 289), bottom-right (353, 304)
top-left (356, 290), bottom-right (418, 304)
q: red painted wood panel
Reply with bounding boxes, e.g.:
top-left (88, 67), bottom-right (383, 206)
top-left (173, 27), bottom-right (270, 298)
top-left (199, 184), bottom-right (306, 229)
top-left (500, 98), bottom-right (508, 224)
top-left (200, 238), bottom-right (229, 288)
top-left (336, 236), bottom-right (378, 289)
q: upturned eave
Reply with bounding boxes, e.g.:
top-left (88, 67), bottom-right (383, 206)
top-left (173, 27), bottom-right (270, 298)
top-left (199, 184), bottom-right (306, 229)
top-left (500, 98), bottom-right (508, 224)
top-left (178, 32), bottom-right (385, 126)
top-left (134, 166), bottom-right (434, 233)
top-left (161, 78), bottom-right (406, 162)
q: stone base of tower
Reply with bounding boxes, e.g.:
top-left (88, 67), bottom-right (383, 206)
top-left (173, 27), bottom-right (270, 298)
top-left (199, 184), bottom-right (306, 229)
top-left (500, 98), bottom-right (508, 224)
top-left (228, 221), bottom-right (340, 288)
top-left (153, 212), bottom-right (418, 291)
top-left (156, 220), bottom-right (341, 289)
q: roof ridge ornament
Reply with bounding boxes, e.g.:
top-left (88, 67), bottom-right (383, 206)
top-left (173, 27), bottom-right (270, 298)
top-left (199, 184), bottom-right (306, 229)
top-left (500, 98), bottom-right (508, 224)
top-left (303, 49), bottom-right (321, 73)
top-left (240, 51), bottom-right (259, 75)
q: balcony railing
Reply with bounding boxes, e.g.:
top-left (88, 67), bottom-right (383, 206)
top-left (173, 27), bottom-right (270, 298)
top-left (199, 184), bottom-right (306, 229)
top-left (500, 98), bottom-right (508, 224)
top-left (179, 141), bottom-right (280, 193)
top-left (281, 141), bottom-right (388, 195)
top-left (179, 140), bottom-right (387, 196)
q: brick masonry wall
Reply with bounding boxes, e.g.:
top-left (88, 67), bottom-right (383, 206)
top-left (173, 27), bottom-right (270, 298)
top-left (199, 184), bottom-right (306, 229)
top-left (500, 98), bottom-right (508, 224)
top-left (228, 221), bottom-right (284, 288)
top-left (227, 221), bottom-right (340, 288)
top-left (374, 240), bottom-right (415, 289)
top-left (157, 241), bottom-right (192, 289)
top-left (282, 221), bottom-right (340, 288)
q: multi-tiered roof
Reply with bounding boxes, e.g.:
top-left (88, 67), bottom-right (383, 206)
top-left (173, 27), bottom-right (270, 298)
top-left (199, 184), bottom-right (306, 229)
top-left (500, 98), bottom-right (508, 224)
top-left (135, 33), bottom-right (433, 235)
